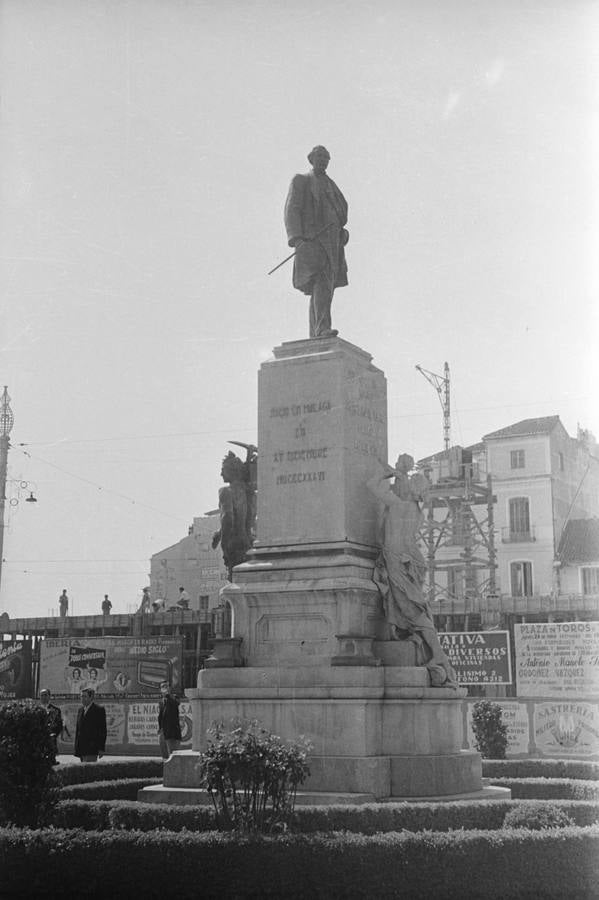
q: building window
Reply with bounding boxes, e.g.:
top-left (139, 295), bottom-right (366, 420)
top-left (510, 449), bottom-right (525, 469)
top-left (199, 595), bottom-right (209, 612)
top-left (558, 452), bottom-right (564, 471)
top-left (511, 561), bottom-right (533, 597)
top-left (581, 567), bottom-right (599, 595)
top-left (508, 497), bottom-right (531, 541)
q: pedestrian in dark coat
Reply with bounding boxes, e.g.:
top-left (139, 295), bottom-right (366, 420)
top-left (158, 681), bottom-right (181, 759)
top-left (39, 688), bottom-right (63, 755)
top-left (74, 688), bottom-right (107, 762)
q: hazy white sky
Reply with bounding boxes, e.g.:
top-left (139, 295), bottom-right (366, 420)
top-left (1, 0), bottom-right (597, 618)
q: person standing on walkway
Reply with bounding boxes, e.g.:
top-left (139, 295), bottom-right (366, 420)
top-left (157, 681), bottom-right (181, 760)
top-left (39, 688), bottom-right (63, 755)
top-left (101, 594), bottom-right (112, 615)
top-left (74, 688), bottom-right (106, 763)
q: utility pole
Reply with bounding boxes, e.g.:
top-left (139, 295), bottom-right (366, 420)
top-left (415, 362), bottom-right (451, 451)
top-left (0, 386), bottom-right (14, 595)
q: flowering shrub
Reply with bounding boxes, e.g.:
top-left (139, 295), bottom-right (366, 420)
top-left (197, 719), bottom-right (311, 833)
top-left (472, 700), bottom-right (508, 759)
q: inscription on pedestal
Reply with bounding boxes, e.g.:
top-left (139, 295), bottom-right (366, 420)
top-left (257, 340), bottom-right (387, 547)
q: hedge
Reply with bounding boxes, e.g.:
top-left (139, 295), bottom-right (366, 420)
top-left (54, 759), bottom-right (163, 787)
top-left (59, 778), bottom-right (162, 801)
top-left (486, 778), bottom-right (599, 800)
top-left (483, 759), bottom-right (599, 781)
top-left (1, 825), bottom-right (598, 898)
top-left (52, 797), bottom-right (599, 833)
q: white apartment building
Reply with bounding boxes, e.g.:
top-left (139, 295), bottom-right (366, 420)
top-left (419, 416), bottom-right (599, 603)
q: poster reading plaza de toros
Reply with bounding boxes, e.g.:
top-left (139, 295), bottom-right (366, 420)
top-left (514, 622), bottom-right (599, 698)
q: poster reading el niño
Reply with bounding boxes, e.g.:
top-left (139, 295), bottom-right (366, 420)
top-left (39, 636), bottom-right (182, 698)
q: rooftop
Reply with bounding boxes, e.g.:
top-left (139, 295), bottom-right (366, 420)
top-left (483, 415), bottom-right (562, 441)
top-left (558, 518), bottom-right (599, 564)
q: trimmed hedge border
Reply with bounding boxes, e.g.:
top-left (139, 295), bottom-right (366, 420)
top-left (59, 778), bottom-right (162, 800)
top-left (52, 797), bottom-right (599, 833)
top-left (54, 759), bottom-right (163, 787)
top-left (2, 825), bottom-right (598, 899)
top-left (482, 759), bottom-right (599, 781)
top-left (486, 778), bottom-right (599, 800)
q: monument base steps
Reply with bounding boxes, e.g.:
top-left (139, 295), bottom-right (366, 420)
top-left (138, 781), bottom-right (511, 807)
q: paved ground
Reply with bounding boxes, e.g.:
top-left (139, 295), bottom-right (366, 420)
top-left (56, 754), bottom-right (163, 765)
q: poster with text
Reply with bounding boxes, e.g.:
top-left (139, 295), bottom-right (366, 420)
top-left (0, 640), bottom-right (32, 699)
top-left (514, 622), bottom-right (599, 698)
top-left (439, 631), bottom-right (512, 684)
top-left (39, 636), bottom-right (182, 699)
top-left (534, 701), bottom-right (599, 757)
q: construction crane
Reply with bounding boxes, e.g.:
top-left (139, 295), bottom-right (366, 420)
top-left (415, 362), bottom-right (450, 451)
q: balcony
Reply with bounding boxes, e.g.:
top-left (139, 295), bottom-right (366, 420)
top-left (501, 526), bottom-right (536, 543)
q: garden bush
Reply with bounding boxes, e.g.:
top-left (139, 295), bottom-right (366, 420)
top-left (472, 699), bottom-right (508, 759)
top-left (52, 800), bottom-right (114, 830)
top-left (1, 824), bottom-right (598, 898)
top-left (197, 720), bottom-right (311, 832)
top-left (50, 797), bottom-right (599, 833)
top-left (486, 778), bottom-right (599, 801)
top-left (483, 759), bottom-right (599, 781)
top-left (53, 758), bottom-right (163, 787)
top-left (59, 777), bottom-right (162, 801)
top-left (0, 703), bottom-right (59, 826)
top-left (503, 801), bottom-right (574, 830)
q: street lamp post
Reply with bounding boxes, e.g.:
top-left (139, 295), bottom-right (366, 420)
top-left (0, 386), bottom-right (14, 596)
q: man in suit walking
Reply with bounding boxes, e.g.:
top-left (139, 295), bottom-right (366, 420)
top-left (74, 688), bottom-right (107, 762)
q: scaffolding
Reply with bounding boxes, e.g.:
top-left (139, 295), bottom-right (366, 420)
top-left (419, 447), bottom-right (497, 617)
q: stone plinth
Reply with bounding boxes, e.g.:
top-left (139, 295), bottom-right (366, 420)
top-left (255, 336), bottom-right (387, 549)
top-left (174, 666), bottom-right (487, 800)
top-left (221, 337), bottom-right (389, 668)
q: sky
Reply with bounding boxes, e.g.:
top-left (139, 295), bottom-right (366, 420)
top-left (1, 0), bottom-right (597, 619)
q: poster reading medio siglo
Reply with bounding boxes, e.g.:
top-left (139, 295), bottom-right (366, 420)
top-left (39, 636), bottom-right (182, 698)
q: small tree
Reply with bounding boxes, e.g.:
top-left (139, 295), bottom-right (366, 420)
top-left (197, 719), bottom-right (311, 833)
top-left (0, 703), bottom-right (59, 826)
top-left (471, 700), bottom-right (508, 759)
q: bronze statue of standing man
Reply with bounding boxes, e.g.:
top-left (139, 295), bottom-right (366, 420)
top-left (284, 146), bottom-right (349, 339)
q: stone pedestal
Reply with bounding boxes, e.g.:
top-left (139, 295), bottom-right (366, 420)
top-left (145, 337), bottom-right (495, 803)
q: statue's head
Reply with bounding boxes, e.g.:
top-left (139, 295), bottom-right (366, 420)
top-left (221, 451), bottom-right (245, 484)
top-left (395, 453), bottom-right (414, 475)
top-left (308, 145), bottom-right (330, 173)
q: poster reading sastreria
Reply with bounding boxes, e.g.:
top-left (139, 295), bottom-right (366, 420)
top-left (514, 622), bottom-right (599, 698)
top-left (40, 636), bottom-right (183, 698)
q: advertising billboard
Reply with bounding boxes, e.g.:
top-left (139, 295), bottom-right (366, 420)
top-left (439, 631), bottom-right (512, 685)
top-left (514, 621), bottom-right (599, 698)
top-left (0, 640), bottom-right (32, 699)
top-left (39, 636), bottom-right (183, 698)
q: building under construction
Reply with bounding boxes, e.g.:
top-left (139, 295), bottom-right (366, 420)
top-left (418, 445), bottom-right (497, 629)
